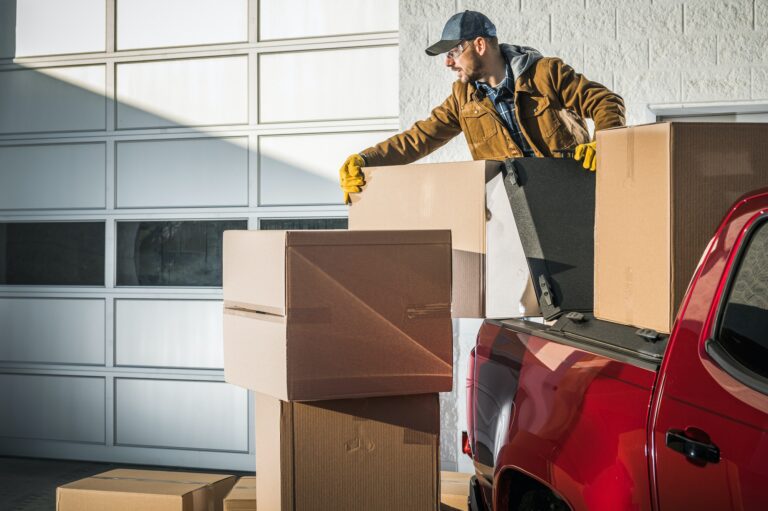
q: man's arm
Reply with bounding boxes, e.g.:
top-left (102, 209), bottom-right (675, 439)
top-left (547, 58), bottom-right (625, 131)
top-left (360, 90), bottom-right (463, 166)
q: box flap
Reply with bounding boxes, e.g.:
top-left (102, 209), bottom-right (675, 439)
top-left (223, 230), bottom-right (287, 315)
top-left (223, 310), bottom-right (289, 400)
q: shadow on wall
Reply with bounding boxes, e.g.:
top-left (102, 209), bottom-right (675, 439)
top-left (0, 0), bottom-right (16, 60)
top-left (0, 67), bottom-right (342, 205)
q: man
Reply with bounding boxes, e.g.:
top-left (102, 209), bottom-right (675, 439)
top-left (339, 10), bottom-right (625, 203)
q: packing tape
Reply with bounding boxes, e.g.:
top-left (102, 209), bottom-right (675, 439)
top-left (626, 128), bottom-right (635, 180)
top-left (288, 307), bottom-right (332, 324)
top-left (403, 429), bottom-right (435, 446)
top-left (90, 475), bottom-right (220, 486)
top-left (406, 303), bottom-right (451, 320)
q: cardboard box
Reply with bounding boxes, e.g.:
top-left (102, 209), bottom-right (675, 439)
top-left (440, 471), bottom-right (472, 511)
top-left (255, 393), bottom-right (440, 511)
top-left (348, 160), bottom-right (540, 319)
top-left (56, 469), bottom-right (237, 511)
top-left (596, 122), bottom-right (768, 332)
top-left (223, 477), bottom-right (256, 511)
top-left (223, 229), bottom-right (453, 401)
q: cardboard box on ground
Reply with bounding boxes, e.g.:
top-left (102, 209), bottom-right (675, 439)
top-left (223, 476), bottom-right (256, 511)
top-left (255, 393), bottom-right (440, 511)
top-left (222, 229), bottom-right (453, 402)
top-left (595, 122), bottom-right (768, 333)
top-left (56, 469), bottom-right (237, 511)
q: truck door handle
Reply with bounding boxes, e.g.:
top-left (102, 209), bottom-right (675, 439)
top-left (665, 429), bottom-right (720, 464)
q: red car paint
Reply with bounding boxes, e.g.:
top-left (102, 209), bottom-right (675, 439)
top-left (467, 189), bottom-right (768, 511)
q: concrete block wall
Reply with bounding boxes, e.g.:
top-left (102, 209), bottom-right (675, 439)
top-left (400, 0), bottom-right (768, 471)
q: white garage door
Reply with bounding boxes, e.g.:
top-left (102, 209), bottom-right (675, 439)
top-left (0, 0), bottom-right (399, 471)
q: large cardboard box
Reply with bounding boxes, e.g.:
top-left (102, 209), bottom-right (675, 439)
top-left (223, 477), bottom-right (256, 511)
top-left (223, 229), bottom-right (453, 401)
top-left (56, 469), bottom-right (237, 511)
top-left (596, 122), bottom-right (768, 332)
top-left (348, 160), bottom-right (540, 319)
top-left (255, 393), bottom-right (440, 511)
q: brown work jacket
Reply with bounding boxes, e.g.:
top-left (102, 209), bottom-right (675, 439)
top-left (361, 57), bottom-right (625, 166)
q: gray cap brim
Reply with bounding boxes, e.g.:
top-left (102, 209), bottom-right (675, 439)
top-left (425, 39), bottom-right (461, 56)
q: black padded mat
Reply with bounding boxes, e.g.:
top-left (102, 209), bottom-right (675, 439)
top-left (502, 157), bottom-right (596, 319)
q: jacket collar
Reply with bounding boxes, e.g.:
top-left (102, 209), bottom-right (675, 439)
top-left (515, 73), bottom-right (535, 94)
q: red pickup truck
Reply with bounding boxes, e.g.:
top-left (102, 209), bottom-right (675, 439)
top-left (465, 188), bottom-right (768, 511)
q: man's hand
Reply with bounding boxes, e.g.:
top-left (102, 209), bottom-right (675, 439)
top-left (574, 141), bottom-right (597, 172)
top-left (339, 154), bottom-right (366, 205)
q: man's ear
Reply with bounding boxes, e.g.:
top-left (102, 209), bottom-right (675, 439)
top-left (474, 36), bottom-right (487, 55)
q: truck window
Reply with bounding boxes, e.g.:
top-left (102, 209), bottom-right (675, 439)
top-left (717, 219), bottom-right (768, 380)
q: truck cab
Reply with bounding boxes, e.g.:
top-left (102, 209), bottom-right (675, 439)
top-left (466, 189), bottom-right (768, 510)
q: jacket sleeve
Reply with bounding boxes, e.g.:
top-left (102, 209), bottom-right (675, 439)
top-left (547, 58), bottom-right (625, 133)
top-left (360, 91), bottom-right (463, 167)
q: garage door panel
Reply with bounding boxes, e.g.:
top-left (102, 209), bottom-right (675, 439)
top-left (14, 0), bottom-right (106, 57)
top-left (117, 0), bottom-right (248, 50)
top-left (0, 298), bottom-right (105, 365)
top-left (116, 56), bottom-right (248, 129)
top-left (259, 130), bottom-right (396, 205)
top-left (115, 299), bottom-right (224, 369)
top-left (0, 143), bottom-right (105, 210)
top-left (259, 0), bottom-right (397, 40)
top-left (258, 47), bottom-right (398, 123)
top-left (115, 379), bottom-right (248, 452)
top-left (0, 374), bottom-right (105, 444)
top-left (116, 137), bottom-right (248, 208)
top-left (0, 65), bottom-right (106, 134)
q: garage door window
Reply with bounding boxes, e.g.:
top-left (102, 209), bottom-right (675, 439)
top-left (116, 220), bottom-right (247, 286)
top-left (0, 222), bottom-right (105, 285)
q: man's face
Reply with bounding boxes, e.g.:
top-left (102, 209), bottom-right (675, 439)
top-left (445, 41), bottom-right (483, 83)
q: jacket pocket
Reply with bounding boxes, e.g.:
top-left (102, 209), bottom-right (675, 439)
top-left (518, 95), bottom-right (561, 138)
top-left (461, 107), bottom-right (499, 142)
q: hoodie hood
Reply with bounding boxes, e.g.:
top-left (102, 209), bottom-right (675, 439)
top-left (500, 43), bottom-right (543, 80)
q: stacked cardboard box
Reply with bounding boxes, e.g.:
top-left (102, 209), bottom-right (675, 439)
top-left (222, 229), bottom-right (453, 400)
top-left (595, 122), bottom-right (768, 332)
top-left (255, 394), bottom-right (440, 511)
top-left (223, 229), bottom-right (452, 510)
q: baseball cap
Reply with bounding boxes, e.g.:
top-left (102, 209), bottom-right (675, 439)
top-left (425, 11), bottom-right (497, 56)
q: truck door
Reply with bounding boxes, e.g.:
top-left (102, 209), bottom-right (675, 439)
top-left (652, 212), bottom-right (768, 510)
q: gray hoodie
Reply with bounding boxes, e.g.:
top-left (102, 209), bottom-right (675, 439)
top-left (500, 43), bottom-right (544, 81)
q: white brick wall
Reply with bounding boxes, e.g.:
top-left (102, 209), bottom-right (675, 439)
top-left (399, 0), bottom-right (768, 472)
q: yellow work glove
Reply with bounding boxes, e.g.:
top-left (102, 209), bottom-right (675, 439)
top-left (339, 154), bottom-right (366, 205)
top-left (574, 141), bottom-right (597, 172)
